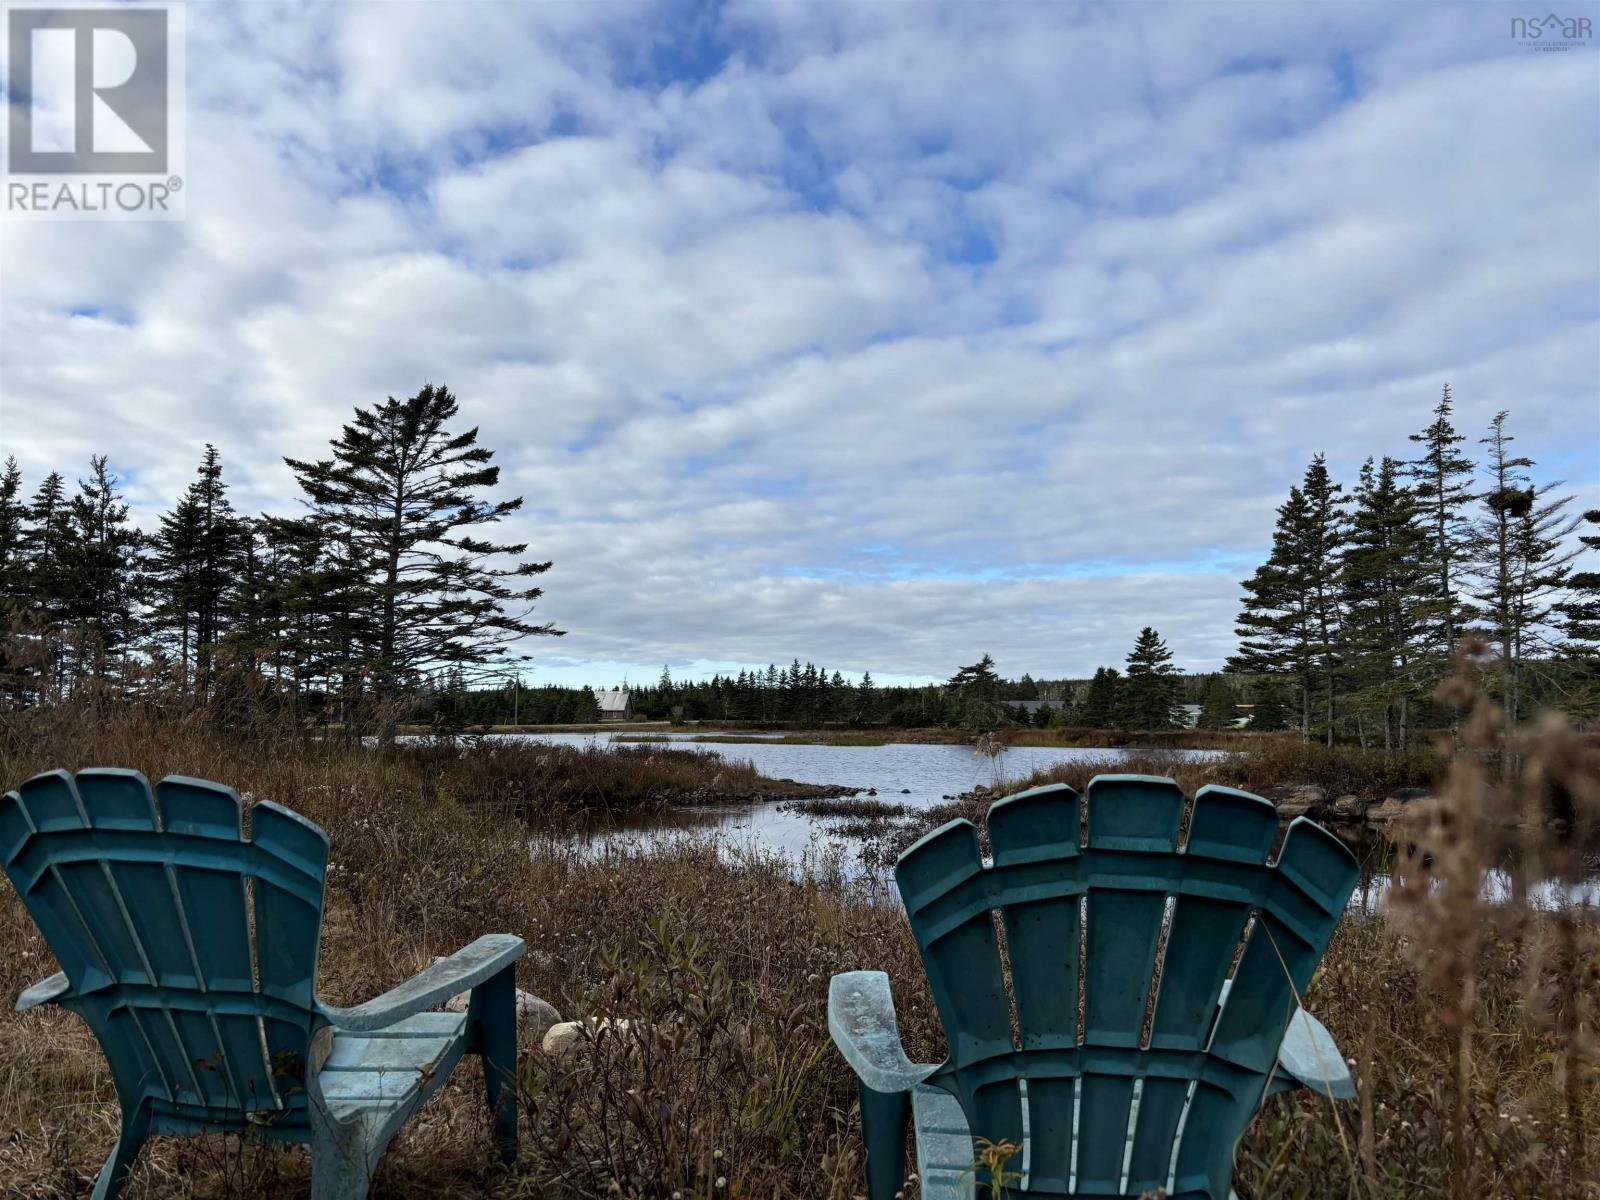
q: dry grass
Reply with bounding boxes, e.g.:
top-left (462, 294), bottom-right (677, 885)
top-left (0, 683), bottom-right (1596, 1198)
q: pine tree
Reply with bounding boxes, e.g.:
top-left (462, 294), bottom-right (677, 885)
top-left (188, 446), bottom-right (245, 695)
top-left (1467, 413), bottom-right (1579, 725)
top-left (1408, 383), bottom-right (1476, 674)
top-left (1230, 483), bottom-right (1318, 738)
top-left (1298, 455), bottom-right (1348, 744)
top-left (1121, 627), bottom-right (1182, 730)
top-left (151, 481), bottom-right (206, 690)
top-left (1341, 457), bottom-right (1429, 749)
top-left (1077, 667), bottom-right (1120, 727)
top-left (856, 670), bottom-right (877, 725)
top-left (1470, 412), bottom-right (1532, 719)
top-left (1197, 675), bottom-right (1236, 729)
top-left (62, 457), bottom-right (144, 683)
top-left (0, 458), bottom-right (25, 605)
top-left (1559, 510), bottom-right (1600, 718)
top-left (1248, 679), bottom-right (1288, 731)
top-left (0, 459), bottom-right (30, 704)
top-left (948, 654), bottom-right (1000, 697)
top-left (285, 384), bottom-right (561, 743)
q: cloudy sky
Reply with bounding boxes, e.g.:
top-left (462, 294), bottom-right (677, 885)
top-left (1, 1), bottom-right (1596, 687)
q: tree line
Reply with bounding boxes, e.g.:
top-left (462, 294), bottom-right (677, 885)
top-left (569, 630), bottom-right (1201, 731)
top-left (1228, 385), bottom-right (1598, 748)
top-left (0, 384), bottom-right (560, 743)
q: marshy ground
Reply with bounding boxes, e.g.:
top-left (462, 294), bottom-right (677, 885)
top-left (0, 703), bottom-right (1595, 1198)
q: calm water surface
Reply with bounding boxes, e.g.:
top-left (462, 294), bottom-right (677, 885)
top-left (504, 731), bottom-right (1220, 863)
top-left (480, 732), bottom-right (1600, 909)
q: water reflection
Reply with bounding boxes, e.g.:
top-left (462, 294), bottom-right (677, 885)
top-left (490, 732), bottom-right (1597, 911)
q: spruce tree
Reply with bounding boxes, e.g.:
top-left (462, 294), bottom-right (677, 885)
top-left (1407, 383), bottom-right (1476, 673)
top-left (1467, 412), bottom-right (1579, 724)
top-left (285, 384), bottom-right (561, 743)
top-left (1230, 484), bottom-right (1317, 737)
top-left (1559, 510), bottom-right (1600, 718)
top-left (1197, 675), bottom-right (1236, 729)
top-left (151, 488), bottom-right (204, 688)
top-left (22, 472), bottom-right (75, 698)
top-left (1342, 456), bottom-right (1429, 749)
top-left (1122, 627), bottom-right (1182, 730)
top-left (188, 446), bottom-right (245, 695)
top-left (1248, 679), bottom-right (1288, 731)
top-left (1299, 455), bottom-right (1348, 744)
top-left (62, 457), bottom-right (144, 682)
top-left (856, 670), bottom-right (877, 725)
top-left (948, 654), bottom-right (1000, 697)
top-left (0, 459), bottom-right (29, 703)
top-left (1078, 666), bottom-right (1120, 727)
top-left (0, 458), bottom-right (25, 604)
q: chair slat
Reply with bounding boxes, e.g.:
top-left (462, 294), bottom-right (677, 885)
top-left (155, 777), bottom-right (244, 840)
top-left (76, 769), bottom-right (159, 831)
top-left (171, 865), bottom-right (255, 992)
top-left (16, 770), bottom-right (87, 832)
top-left (1126, 1075), bottom-right (1190, 1194)
top-left (55, 862), bottom-right (152, 985)
top-left (252, 804), bottom-right (328, 1009)
top-left (1074, 1073), bottom-right (1136, 1193)
top-left (106, 862), bottom-right (201, 988)
top-left (1019, 1076), bottom-right (1075, 1191)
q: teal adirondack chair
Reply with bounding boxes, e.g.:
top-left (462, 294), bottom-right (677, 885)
top-left (829, 775), bottom-right (1358, 1200)
top-left (1, 768), bottom-right (525, 1200)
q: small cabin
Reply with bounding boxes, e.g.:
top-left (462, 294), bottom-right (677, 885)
top-left (593, 689), bottom-right (633, 721)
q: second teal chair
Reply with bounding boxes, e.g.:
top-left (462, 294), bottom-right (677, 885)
top-left (2, 768), bottom-right (525, 1199)
top-left (830, 775), bottom-right (1358, 1200)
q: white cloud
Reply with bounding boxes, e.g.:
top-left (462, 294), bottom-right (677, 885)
top-left (0, 0), bottom-right (1594, 685)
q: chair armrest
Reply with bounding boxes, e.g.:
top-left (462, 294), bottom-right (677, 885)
top-left (1276, 1006), bottom-right (1355, 1100)
top-left (319, 934), bottom-right (525, 1032)
top-left (16, 972), bottom-right (70, 1013)
top-left (828, 970), bottom-right (939, 1095)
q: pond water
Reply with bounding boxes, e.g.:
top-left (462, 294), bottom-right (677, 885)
top-left (503, 730), bottom-right (1220, 863)
top-left (470, 732), bottom-right (1597, 910)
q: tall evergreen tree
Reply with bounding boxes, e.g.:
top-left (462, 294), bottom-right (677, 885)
top-left (1196, 675), bottom-right (1237, 729)
top-left (1407, 383), bottom-right (1476, 672)
top-left (1077, 666), bottom-right (1121, 727)
top-left (1341, 456), bottom-right (1429, 749)
top-left (1467, 412), bottom-right (1580, 725)
top-left (855, 670), bottom-right (877, 725)
top-left (948, 654), bottom-right (1000, 697)
top-left (151, 488), bottom-right (204, 688)
top-left (0, 459), bottom-right (30, 703)
top-left (285, 384), bottom-right (561, 743)
top-left (1299, 455), bottom-right (1348, 745)
top-left (20, 471), bottom-right (74, 699)
top-left (62, 457), bottom-right (144, 682)
top-left (1559, 509), bottom-right (1600, 718)
top-left (188, 446), bottom-right (245, 695)
top-left (1230, 462), bottom-right (1345, 740)
top-left (0, 458), bottom-right (25, 604)
top-left (1470, 412), bottom-right (1533, 720)
top-left (1248, 679), bottom-right (1288, 732)
top-left (1121, 627), bottom-right (1182, 730)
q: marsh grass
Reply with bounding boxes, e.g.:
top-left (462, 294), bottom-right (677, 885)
top-left (0, 683), bottom-right (1596, 1198)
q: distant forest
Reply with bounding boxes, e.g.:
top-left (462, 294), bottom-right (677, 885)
top-left (1, 383), bottom-right (1594, 744)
